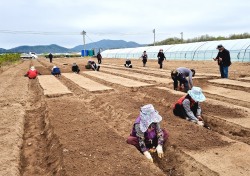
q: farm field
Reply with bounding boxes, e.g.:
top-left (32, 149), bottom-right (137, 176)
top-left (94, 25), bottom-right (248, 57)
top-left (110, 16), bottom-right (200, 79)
top-left (1, 57), bottom-right (250, 176)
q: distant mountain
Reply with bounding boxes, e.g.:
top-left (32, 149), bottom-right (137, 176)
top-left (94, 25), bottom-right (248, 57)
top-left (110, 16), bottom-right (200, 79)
top-left (0, 48), bottom-right (6, 53)
top-left (0, 39), bottom-right (144, 54)
top-left (71, 39), bottom-right (143, 52)
top-left (7, 44), bottom-right (70, 54)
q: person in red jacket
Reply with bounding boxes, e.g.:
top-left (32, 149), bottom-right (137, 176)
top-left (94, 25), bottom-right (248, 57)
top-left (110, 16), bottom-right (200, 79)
top-left (173, 86), bottom-right (206, 126)
top-left (24, 66), bottom-right (40, 79)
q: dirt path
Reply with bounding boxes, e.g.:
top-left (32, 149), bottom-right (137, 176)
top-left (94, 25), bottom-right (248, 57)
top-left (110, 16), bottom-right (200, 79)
top-left (0, 61), bottom-right (30, 175)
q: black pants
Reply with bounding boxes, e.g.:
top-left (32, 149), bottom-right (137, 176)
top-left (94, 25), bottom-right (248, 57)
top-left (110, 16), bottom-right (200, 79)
top-left (49, 58), bottom-right (52, 63)
top-left (173, 74), bottom-right (189, 92)
top-left (158, 59), bottom-right (163, 69)
top-left (98, 59), bottom-right (102, 64)
top-left (173, 104), bottom-right (198, 119)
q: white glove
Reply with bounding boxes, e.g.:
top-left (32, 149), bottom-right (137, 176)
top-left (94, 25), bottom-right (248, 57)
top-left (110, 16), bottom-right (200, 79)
top-left (197, 121), bottom-right (204, 126)
top-left (143, 151), bottom-right (153, 162)
top-left (156, 145), bottom-right (164, 158)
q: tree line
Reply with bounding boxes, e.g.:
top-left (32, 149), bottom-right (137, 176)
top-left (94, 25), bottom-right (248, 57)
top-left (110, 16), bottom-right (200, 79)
top-left (150, 32), bottom-right (250, 46)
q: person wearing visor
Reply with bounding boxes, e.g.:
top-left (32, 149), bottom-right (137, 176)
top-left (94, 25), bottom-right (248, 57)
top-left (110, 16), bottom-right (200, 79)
top-left (213, 44), bottom-right (231, 78)
top-left (173, 86), bottom-right (206, 126)
top-left (157, 49), bottom-right (166, 69)
top-left (126, 104), bottom-right (169, 162)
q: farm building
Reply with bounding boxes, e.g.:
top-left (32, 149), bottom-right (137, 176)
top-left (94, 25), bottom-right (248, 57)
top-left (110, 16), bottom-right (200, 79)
top-left (101, 38), bottom-right (250, 62)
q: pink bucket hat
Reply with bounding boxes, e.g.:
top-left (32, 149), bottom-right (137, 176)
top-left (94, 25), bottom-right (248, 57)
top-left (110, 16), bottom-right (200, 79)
top-left (139, 104), bottom-right (162, 132)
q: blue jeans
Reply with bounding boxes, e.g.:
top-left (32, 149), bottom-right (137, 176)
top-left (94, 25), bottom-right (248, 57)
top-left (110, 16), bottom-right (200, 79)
top-left (219, 65), bottom-right (229, 78)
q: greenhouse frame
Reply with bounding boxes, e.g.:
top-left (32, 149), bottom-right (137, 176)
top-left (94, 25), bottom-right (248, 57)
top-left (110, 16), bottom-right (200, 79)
top-left (101, 38), bottom-right (250, 62)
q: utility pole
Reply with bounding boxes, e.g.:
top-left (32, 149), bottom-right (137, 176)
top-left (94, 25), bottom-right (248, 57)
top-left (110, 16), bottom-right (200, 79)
top-left (81, 30), bottom-right (86, 56)
top-left (153, 29), bottom-right (155, 46)
top-left (180, 32), bottom-right (183, 42)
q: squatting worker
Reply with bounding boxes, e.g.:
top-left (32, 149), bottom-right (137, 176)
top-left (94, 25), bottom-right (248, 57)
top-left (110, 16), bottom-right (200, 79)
top-left (24, 66), bottom-right (41, 79)
top-left (124, 59), bottom-right (132, 68)
top-left (72, 63), bottom-right (80, 74)
top-left (127, 104), bottom-right (169, 162)
top-left (173, 86), bottom-right (206, 126)
top-left (51, 66), bottom-right (61, 77)
top-left (213, 44), bottom-right (231, 78)
top-left (171, 67), bottom-right (195, 93)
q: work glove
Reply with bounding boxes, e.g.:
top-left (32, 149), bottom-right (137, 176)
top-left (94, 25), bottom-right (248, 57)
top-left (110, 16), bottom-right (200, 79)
top-left (197, 121), bottom-right (204, 126)
top-left (156, 145), bottom-right (164, 158)
top-left (143, 151), bottom-right (153, 162)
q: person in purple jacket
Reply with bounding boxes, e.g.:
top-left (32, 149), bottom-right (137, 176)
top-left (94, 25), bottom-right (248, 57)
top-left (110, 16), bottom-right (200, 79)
top-left (126, 104), bottom-right (168, 162)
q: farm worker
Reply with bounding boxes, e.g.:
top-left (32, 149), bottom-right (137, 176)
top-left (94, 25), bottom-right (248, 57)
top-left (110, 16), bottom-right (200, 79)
top-left (24, 66), bottom-right (40, 79)
top-left (51, 66), bottom-right (61, 77)
top-left (213, 44), bottom-right (231, 78)
top-left (126, 104), bottom-right (169, 162)
top-left (171, 67), bottom-right (195, 93)
top-left (88, 60), bottom-right (100, 71)
top-left (157, 49), bottom-right (166, 69)
top-left (72, 63), bottom-right (80, 74)
top-left (97, 52), bottom-right (102, 64)
top-left (124, 59), bottom-right (132, 68)
top-left (48, 53), bottom-right (53, 63)
top-left (173, 86), bottom-right (206, 126)
top-left (141, 51), bottom-right (148, 67)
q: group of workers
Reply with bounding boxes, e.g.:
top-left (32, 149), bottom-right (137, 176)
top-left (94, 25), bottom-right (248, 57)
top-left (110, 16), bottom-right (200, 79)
top-left (25, 44), bottom-right (230, 163)
top-left (24, 59), bottom-right (101, 79)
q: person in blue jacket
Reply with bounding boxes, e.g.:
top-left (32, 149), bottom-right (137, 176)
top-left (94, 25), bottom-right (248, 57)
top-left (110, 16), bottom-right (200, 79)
top-left (51, 66), bottom-right (61, 77)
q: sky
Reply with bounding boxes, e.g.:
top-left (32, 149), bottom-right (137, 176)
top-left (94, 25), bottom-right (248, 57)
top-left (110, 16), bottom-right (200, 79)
top-left (0, 0), bottom-right (249, 49)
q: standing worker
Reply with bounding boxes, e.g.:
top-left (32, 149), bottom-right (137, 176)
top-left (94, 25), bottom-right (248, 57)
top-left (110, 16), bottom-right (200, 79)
top-left (97, 52), bottom-right (102, 64)
top-left (213, 44), bottom-right (231, 78)
top-left (157, 49), bottom-right (166, 69)
top-left (141, 51), bottom-right (148, 67)
top-left (48, 53), bottom-right (53, 63)
top-left (171, 67), bottom-right (195, 92)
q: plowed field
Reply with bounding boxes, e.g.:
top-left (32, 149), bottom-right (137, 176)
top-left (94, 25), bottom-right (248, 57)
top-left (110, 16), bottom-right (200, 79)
top-left (1, 57), bottom-right (250, 176)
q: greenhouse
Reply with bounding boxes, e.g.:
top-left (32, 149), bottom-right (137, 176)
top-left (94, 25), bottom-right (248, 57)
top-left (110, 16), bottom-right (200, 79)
top-left (101, 38), bottom-right (250, 62)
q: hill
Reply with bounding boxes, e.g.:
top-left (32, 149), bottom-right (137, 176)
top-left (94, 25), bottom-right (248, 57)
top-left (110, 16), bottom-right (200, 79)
top-left (0, 48), bottom-right (6, 53)
top-left (71, 39), bottom-right (143, 52)
top-left (0, 40), bottom-right (143, 54)
top-left (7, 44), bottom-right (70, 54)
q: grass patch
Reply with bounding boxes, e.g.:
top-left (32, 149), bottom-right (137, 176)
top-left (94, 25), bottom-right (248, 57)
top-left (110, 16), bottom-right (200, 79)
top-left (0, 53), bottom-right (21, 66)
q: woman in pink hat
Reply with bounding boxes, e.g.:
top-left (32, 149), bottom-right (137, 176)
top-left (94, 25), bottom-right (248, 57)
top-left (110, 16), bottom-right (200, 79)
top-left (127, 104), bottom-right (168, 162)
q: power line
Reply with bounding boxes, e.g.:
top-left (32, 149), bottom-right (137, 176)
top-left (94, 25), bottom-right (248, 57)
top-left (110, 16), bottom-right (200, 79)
top-left (0, 29), bottom-right (174, 36)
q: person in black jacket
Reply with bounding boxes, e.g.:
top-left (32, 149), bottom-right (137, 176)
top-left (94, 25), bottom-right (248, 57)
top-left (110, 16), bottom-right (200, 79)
top-left (141, 51), bottom-right (148, 67)
top-left (72, 63), bottom-right (80, 74)
top-left (213, 44), bottom-right (231, 78)
top-left (157, 49), bottom-right (166, 69)
top-left (124, 59), bottom-right (132, 68)
top-left (48, 53), bottom-right (53, 63)
top-left (97, 52), bottom-right (102, 64)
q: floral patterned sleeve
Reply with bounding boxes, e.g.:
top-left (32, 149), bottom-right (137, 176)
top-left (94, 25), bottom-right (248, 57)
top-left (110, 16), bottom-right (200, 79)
top-left (134, 124), bottom-right (147, 152)
top-left (156, 123), bottom-right (164, 145)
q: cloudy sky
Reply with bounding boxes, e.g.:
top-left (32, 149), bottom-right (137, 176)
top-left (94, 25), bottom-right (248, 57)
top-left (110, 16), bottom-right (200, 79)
top-left (0, 0), bottom-right (249, 49)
